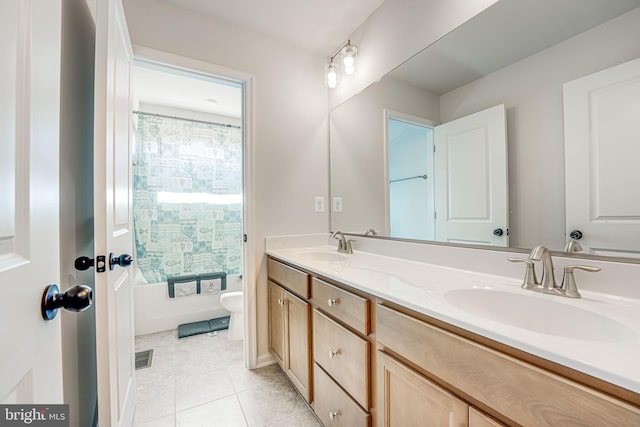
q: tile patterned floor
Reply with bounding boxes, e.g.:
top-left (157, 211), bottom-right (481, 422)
top-left (133, 329), bottom-right (322, 427)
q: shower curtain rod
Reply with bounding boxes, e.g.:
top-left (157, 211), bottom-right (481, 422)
top-left (133, 110), bottom-right (242, 129)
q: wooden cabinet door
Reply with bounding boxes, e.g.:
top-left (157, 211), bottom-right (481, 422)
top-left (268, 280), bottom-right (286, 368)
top-left (285, 290), bottom-right (312, 402)
top-left (469, 408), bottom-right (505, 427)
top-left (378, 351), bottom-right (468, 427)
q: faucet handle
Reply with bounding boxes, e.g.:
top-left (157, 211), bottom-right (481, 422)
top-left (561, 265), bottom-right (601, 298)
top-left (508, 257), bottom-right (539, 289)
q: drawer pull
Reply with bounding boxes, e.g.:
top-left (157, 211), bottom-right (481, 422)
top-left (327, 298), bottom-right (338, 307)
top-left (328, 349), bottom-right (340, 359)
top-left (329, 410), bottom-right (340, 420)
top-left (277, 298), bottom-right (285, 305)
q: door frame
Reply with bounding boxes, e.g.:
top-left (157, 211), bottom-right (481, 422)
top-left (383, 109), bottom-right (437, 235)
top-left (131, 46), bottom-right (258, 368)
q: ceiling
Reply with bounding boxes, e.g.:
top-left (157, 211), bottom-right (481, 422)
top-left (133, 64), bottom-right (243, 118)
top-left (159, 0), bottom-right (388, 55)
top-left (135, 0), bottom-right (388, 116)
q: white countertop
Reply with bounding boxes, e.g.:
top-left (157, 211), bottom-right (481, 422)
top-left (266, 243), bottom-right (640, 394)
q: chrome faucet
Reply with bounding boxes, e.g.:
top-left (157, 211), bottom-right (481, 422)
top-left (509, 244), bottom-right (600, 299)
top-left (528, 245), bottom-right (560, 294)
top-left (331, 231), bottom-right (353, 254)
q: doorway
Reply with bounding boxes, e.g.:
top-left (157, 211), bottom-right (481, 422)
top-left (385, 111), bottom-right (436, 240)
top-left (130, 49), bottom-right (256, 368)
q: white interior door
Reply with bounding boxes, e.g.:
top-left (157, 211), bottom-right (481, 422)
top-left (0, 0), bottom-right (64, 404)
top-left (434, 104), bottom-right (509, 246)
top-left (94, 0), bottom-right (136, 425)
top-left (564, 57), bottom-right (640, 257)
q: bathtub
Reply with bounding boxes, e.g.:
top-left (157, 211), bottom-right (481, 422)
top-left (133, 270), bottom-right (243, 336)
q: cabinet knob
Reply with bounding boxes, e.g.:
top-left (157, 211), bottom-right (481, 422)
top-left (328, 349), bottom-right (340, 359)
top-left (327, 298), bottom-right (338, 307)
top-left (329, 411), bottom-right (339, 420)
top-left (277, 298), bottom-right (285, 305)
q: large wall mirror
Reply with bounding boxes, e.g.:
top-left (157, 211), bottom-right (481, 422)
top-left (330, 0), bottom-right (640, 261)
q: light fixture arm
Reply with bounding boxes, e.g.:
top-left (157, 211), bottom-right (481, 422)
top-left (329, 39), bottom-right (355, 63)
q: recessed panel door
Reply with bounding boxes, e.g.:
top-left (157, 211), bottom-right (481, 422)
top-left (0, 0), bottom-right (64, 404)
top-left (434, 104), bottom-right (509, 246)
top-left (94, 0), bottom-right (136, 425)
top-left (564, 57), bottom-right (640, 257)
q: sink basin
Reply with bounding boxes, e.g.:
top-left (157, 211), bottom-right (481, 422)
top-left (291, 249), bottom-right (348, 263)
top-left (444, 289), bottom-right (636, 342)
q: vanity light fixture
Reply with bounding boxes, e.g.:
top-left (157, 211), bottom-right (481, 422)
top-left (325, 40), bottom-right (358, 88)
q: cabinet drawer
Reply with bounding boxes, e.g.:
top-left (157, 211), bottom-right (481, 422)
top-left (377, 304), bottom-right (640, 426)
top-left (267, 258), bottom-right (310, 299)
top-left (313, 363), bottom-right (370, 427)
top-left (312, 277), bottom-right (370, 335)
top-left (313, 308), bottom-right (370, 410)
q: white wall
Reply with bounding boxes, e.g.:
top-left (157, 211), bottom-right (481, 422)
top-left (123, 0), bottom-right (329, 361)
top-left (329, 0), bottom-right (498, 109)
top-left (59, 0), bottom-right (97, 425)
top-left (439, 8), bottom-right (640, 250)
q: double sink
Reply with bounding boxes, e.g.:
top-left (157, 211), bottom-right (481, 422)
top-left (267, 245), bottom-right (640, 393)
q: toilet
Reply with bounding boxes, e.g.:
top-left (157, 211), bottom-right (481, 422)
top-left (220, 291), bottom-right (243, 341)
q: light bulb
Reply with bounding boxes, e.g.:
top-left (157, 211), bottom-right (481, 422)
top-left (326, 62), bottom-right (338, 88)
top-left (343, 56), bottom-right (354, 68)
top-left (342, 44), bottom-right (357, 75)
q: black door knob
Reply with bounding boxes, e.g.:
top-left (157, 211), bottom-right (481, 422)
top-left (41, 284), bottom-right (93, 321)
top-left (493, 228), bottom-right (504, 236)
top-left (569, 230), bottom-right (583, 240)
top-left (109, 253), bottom-right (133, 270)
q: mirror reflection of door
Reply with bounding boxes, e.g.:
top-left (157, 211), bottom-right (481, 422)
top-left (387, 114), bottom-right (435, 240)
top-left (564, 57), bottom-right (640, 257)
top-left (433, 104), bottom-right (509, 246)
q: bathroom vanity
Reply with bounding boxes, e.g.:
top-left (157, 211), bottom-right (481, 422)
top-left (266, 240), bottom-right (640, 426)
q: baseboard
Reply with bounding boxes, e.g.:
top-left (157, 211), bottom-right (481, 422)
top-left (256, 352), bottom-right (275, 369)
